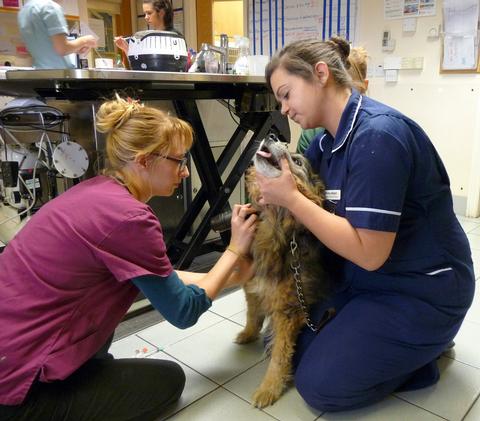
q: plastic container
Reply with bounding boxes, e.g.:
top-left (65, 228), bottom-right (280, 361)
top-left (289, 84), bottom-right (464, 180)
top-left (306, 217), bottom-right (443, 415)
top-left (204, 50), bottom-right (219, 73)
top-left (233, 36), bottom-right (250, 75)
top-left (247, 55), bottom-right (269, 76)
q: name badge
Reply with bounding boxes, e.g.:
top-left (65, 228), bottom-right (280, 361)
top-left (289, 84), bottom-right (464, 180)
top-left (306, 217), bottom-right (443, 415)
top-left (325, 189), bottom-right (341, 201)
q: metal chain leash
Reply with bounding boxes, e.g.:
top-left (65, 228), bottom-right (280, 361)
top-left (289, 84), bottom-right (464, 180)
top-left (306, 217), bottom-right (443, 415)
top-left (290, 232), bottom-right (319, 333)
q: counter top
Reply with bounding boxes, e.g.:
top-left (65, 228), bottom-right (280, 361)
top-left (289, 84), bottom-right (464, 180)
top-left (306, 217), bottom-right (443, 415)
top-left (0, 69), bottom-right (268, 100)
top-left (1, 68), bottom-right (266, 83)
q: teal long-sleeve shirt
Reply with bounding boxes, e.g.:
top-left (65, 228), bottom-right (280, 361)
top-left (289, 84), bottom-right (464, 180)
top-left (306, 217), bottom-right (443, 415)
top-left (132, 271), bottom-right (212, 329)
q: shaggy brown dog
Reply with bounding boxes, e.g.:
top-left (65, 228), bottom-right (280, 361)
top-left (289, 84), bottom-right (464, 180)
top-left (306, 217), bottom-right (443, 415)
top-left (236, 136), bottom-right (331, 408)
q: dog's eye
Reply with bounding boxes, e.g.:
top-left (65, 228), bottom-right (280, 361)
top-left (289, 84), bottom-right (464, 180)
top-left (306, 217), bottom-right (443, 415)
top-left (267, 133), bottom-right (280, 142)
top-left (292, 157), bottom-right (303, 166)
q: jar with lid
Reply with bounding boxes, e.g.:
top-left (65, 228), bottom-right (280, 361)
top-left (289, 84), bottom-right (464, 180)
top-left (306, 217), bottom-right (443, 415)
top-left (204, 50), bottom-right (219, 73)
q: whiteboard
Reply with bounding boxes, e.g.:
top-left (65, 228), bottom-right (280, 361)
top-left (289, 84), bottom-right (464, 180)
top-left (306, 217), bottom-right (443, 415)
top-left (248, 0), bottom-right (358, 56)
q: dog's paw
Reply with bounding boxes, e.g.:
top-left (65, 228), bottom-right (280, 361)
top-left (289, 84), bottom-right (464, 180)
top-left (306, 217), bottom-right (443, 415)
top-left (235, 329), bottom-right (258, 344)
top-left (252, 385), bottom-right (283, 408)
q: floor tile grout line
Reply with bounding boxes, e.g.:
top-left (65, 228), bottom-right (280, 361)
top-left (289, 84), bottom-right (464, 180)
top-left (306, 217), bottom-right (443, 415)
top-left (461, 390), bottom-right (480, 421)
top-left (209, 310), bottom-right (246, 323)
top-left (163, 385), bottom-right (222, 420)
top-left (215, 385), bottom-right (282, 420)
top-left (155, 316), bottom-right (249, 349)
top-left (135, 317), bottom-right (227, 349)
top-left (164, 385), bottom-right (281, 421)
top-left (156, 348), bottom-right (226, 387)
top-left (154, 344), bottom-right (268, 392)
top-left (220, 357), bottom-right (269, 387)
top-left (132, 333), bottom-right (161, 353)
top-left (313, 411), bottom-right (326, 421)
top-left (440, 353), bottom-right (480, 371)
top-left (392, 395), bottom-right (451, 420)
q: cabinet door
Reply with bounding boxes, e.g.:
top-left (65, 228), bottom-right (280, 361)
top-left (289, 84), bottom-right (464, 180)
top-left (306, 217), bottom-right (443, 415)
top-left (62, 0), bottom-right (79, 17)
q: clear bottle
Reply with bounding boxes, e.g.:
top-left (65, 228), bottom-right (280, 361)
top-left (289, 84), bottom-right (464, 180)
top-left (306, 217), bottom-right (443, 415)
top-left (204, 50), bottom-right (219, 73)
top-left (233, 36), bottom-right (249, 75)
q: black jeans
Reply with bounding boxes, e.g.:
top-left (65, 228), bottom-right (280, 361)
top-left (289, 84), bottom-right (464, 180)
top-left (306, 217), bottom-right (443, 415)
top-left (0, 337), bottom-right (185, 421)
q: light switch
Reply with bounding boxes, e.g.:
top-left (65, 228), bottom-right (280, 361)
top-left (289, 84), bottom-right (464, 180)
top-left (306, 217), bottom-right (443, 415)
top-left (385, 69), bottom-right (398, 82)
top-left (403, 18), bottom-right (417, 33)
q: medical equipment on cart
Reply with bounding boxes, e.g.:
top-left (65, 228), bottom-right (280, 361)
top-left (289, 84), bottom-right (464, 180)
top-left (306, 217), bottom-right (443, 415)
top-left (0, 98), bottom-right (89, 245)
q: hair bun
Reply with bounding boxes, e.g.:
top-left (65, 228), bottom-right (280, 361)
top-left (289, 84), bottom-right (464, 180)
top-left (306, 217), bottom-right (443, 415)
top-left (96, 94), bottom-right (143, 133)
top-left (328, 36), bottom-right (350, 67)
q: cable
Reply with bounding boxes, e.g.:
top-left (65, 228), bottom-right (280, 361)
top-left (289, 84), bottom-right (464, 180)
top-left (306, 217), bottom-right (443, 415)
top-left (2, 124), bottom-right (70, 135)
top-left (226, 99), bottom-right (241, 125)
top-left (0, 106), bottom-right (70, 228)
top-left (0, 120), bottom-right (46, 226)
top-left (2, 126), bottom-right (29, 152)
top-left (16, 126), bottom-right (71, 135)
top-left (0, 141), bottom-right (42, 225)
top-left (0, 105), bottom-right (66, 129)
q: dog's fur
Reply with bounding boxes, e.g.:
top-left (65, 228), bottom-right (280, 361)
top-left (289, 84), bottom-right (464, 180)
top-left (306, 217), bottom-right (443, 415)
top-left (235, 136), bottom-right (331, 408)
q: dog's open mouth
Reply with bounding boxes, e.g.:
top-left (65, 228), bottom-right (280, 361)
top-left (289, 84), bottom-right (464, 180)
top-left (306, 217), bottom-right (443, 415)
top-left (253, 135), bottom-right (290, 177)
top-left (256, 144), bottom-right (281, 170)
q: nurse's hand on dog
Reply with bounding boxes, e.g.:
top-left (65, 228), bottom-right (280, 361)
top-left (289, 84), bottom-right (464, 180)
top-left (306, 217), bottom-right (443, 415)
top-left (256, 158), bottom-right (299, 207)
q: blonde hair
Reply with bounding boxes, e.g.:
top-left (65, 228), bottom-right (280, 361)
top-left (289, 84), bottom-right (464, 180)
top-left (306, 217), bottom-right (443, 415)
top-left (96, 94), bottom-right (193, 198)
top-left (348, 46), bottom-right (368, 94)
top-left (266, 37), bottom-right (368, 94)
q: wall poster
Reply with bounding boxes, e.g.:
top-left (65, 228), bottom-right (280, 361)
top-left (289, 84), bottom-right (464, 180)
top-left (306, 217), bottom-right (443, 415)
top-left (385, 0), bottom-right (436, 20)
top-left (248, 0), bottom-right (358, 57)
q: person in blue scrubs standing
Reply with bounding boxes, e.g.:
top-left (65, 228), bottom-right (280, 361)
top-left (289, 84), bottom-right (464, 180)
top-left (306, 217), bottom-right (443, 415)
top-left (257, 37), bottom-right (475, 412)
top-left (18, 0), bottom-right (97, 69)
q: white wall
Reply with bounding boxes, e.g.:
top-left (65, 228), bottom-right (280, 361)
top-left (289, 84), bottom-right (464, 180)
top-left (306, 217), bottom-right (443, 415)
top-left (355, 0), bottom-right (480, 217)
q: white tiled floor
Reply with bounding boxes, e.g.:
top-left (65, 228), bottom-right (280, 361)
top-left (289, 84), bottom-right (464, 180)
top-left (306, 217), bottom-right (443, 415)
top-left (111, 216), bottom-right (480, 421)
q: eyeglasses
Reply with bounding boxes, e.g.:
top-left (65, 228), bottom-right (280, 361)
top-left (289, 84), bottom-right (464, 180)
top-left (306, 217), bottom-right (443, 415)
top-left (151, 153), bottom-right (189, 172)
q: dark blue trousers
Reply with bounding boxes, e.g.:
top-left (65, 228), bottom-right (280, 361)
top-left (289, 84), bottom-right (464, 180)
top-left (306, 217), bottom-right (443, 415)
top-left (292, 284), bottom-right (471, 412)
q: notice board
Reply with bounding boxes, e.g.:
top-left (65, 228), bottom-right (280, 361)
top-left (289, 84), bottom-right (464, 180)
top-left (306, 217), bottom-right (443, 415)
top-left (248, 0), bottom-right (358, 56)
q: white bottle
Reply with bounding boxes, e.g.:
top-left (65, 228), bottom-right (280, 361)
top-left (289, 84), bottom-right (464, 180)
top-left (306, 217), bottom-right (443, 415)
top-left (233, 36), bottom-right (249, 75)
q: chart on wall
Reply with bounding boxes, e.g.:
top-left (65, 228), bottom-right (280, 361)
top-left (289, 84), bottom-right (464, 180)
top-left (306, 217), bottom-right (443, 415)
top-left (0, 11), bottom-right (27, 57)
top-left (384, 0), bottom-right (436, 19)
top-left (248, 0), bottom-right (358, 56)
top-left (441, 0), bottom-right (479, 71)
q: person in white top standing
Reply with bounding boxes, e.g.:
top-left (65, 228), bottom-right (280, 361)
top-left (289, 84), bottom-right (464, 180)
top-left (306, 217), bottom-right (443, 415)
top-left (18, 0), bottom-right (97, 69)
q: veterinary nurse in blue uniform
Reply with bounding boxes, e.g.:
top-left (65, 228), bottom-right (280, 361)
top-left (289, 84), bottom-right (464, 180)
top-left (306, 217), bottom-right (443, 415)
top-left (257, 37), bottom-right (475, 412)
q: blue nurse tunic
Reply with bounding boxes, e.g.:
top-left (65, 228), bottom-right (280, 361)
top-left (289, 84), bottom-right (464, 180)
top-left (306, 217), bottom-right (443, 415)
top-left (293, 90), bottom-right (475, 412)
